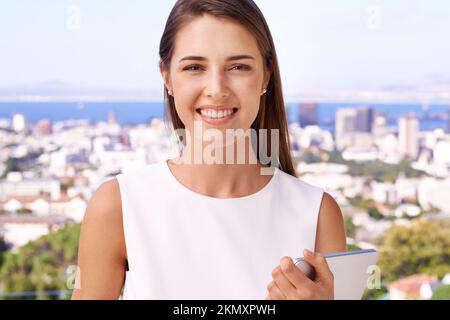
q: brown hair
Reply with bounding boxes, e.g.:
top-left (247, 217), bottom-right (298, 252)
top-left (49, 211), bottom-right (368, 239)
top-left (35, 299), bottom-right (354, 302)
top-left (159, 0), bottom-right (297, 177)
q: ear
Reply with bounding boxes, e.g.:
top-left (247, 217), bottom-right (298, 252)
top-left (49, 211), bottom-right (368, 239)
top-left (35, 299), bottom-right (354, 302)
top-left (159, 59), bottom-right (172, 91)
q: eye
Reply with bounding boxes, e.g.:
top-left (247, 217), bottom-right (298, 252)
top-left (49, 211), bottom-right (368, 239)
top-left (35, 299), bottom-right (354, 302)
top-left (183, 65), bottom-right (203, 72)
top-left (183, 64), bottom-right (252, 72)
top-left (230, 64), bottom-right (252, 71)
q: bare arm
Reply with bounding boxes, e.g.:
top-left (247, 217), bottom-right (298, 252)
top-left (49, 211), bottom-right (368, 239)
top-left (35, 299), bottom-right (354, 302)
top-left (71, 178), bottom-right (127, 299)
top-left (314, 192), bottom-right (347, 254)
top-left (265, 192), bottom-right (347, 300)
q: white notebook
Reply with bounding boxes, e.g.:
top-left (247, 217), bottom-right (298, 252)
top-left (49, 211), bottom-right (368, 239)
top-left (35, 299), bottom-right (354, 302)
top-left (294, 248), bottom-right (379, 300)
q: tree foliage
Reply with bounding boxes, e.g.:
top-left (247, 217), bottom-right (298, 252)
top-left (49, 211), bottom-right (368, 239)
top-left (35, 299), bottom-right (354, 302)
top-left (0, 223), bottom-right (80, 300)
top-left (377, 219), bottom-right (450, 283)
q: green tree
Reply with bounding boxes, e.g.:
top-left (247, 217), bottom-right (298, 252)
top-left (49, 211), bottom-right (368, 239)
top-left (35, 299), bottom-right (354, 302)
top-left (344, 215), bottom-right (357, 238)
top-left (377, 219), bottom-right (450, 283)
top-left (16, 208), bottom-right (33, 215)
top-left (299, 150), bottom-right (321, 163)
top-left (368, 207), bottom-right (384, 220)
top-left (347, 244), bottom-right (362, 251)
top-left (328, 150), bottom-right (345, 164)
top-left (0, 236), bottom-right (10, 267)
top-left (348, 196), bottom-right (374, 210)
top-left (0, 223), bottom-right (80, 300)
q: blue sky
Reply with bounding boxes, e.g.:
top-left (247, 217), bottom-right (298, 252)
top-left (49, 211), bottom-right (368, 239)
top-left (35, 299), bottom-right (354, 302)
top-left (0, 0), bottom-right (449, 98)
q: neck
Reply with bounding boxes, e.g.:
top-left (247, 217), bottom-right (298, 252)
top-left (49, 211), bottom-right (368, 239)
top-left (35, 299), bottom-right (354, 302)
top-left (168, 138), bottom-right (274, 198)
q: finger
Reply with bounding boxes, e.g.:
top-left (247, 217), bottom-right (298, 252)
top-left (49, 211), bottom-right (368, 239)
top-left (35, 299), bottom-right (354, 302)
top-left (271, 264), bottom-right (297, 299)
top-left (266, 280), bottom-right (285, 300)
top-left (280, 256), bottom-right (315, 288)
top-left (303, 249), bottom-right (334, 283)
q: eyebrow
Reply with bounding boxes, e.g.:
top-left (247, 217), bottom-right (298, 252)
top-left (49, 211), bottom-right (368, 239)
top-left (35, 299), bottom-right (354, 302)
top-left (179, 54), bottom-right (255, 63)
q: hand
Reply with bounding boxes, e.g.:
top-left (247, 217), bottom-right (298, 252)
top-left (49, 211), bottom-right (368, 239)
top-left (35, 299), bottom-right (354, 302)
top-left (265, 249), bottom-right (334, 300)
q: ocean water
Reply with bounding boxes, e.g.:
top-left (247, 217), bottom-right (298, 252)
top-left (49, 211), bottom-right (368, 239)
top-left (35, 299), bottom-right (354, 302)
top-left (0, 102), bottom-right (164, 125)
top-left (0, 101), bottom-right (448, 131)
top-left (287, 102), bottom-right (450, 131)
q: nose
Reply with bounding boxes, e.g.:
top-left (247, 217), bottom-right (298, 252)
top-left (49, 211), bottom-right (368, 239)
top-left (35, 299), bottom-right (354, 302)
top-left (204, 68), bottom-right (229, 99)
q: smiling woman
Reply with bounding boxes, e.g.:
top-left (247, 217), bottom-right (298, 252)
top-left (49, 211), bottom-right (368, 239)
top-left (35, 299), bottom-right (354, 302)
top-left (158, 1), bottom-right (292, 171)
top-left (71, 0), bottom-right (346, 300)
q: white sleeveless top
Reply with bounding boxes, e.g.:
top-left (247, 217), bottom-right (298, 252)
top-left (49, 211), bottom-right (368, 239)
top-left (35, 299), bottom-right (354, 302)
top-left (116, 159), bottom-right (324, 300)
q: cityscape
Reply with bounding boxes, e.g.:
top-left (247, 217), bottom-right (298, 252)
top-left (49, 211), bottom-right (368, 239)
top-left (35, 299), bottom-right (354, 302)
top-left (0, 102), bottom-right (449, 299)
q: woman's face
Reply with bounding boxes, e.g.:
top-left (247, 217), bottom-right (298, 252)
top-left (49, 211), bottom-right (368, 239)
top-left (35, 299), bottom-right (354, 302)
top-left (161, 14), bottom-right (271, 142)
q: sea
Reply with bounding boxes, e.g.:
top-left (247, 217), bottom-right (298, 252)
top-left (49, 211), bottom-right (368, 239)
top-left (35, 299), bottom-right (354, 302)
top-left (0, 102), bottom-right (448, 132)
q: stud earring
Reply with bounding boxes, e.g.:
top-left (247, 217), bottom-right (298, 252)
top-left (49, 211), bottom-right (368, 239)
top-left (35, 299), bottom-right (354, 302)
top-left (262, 89), bottom-right (267, 95)
top-left (168, 89), bottom-right (173, 96)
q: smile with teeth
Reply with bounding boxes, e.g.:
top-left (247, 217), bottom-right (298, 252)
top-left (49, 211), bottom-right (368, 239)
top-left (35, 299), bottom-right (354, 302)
top-left (197, 108), bottom-right (238, 119)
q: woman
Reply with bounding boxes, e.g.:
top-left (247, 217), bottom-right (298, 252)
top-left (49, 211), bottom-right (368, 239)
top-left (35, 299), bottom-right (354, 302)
top-left (72, 0), bottom-right (346, 300)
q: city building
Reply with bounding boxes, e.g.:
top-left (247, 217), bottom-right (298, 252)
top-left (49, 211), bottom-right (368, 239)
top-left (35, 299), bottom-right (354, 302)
top-left (371, 181), bottom-right (398, 205)
top-left (335, 108), bottom-right (357, 150)
top-left (0, 215), bottom-right (71, 250)
top-left (335, 107), bottom-right (376, 150)
top-left (355, 107), bottom-right (374, 133)
top-left (417, 176), bottom-right (450, 212)
top-left (35, 119), bottom-right (52, 135)
top-left (0, 176), bottom-right (61, 202)
top-left (298, 103), bottom-right (318, 128)
top-left (0, 193), bottom-right (87, 222)
top-left (12, 113), bottom-right (26, 132)
top-left (389, 274), bottom-right (440, 300)
top-left (398, 114), bottom-right (419, 159)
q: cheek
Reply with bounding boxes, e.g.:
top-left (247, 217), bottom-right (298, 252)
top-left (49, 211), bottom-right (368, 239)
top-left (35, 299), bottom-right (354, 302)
top-left (172, 77), bottom-right (203, 124)
top-left (231, 79), bottom-right (262, 122)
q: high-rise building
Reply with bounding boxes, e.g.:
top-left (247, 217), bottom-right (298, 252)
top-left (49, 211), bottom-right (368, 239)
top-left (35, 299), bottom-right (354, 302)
top-left (355, 107), bottom-right (374, 133)
top-left (12, 113), bottom-right (26, 132)
top-left (107, 110), bottom-right (121, 137)
top-left (372, 112), bottom-right (389, 138)
top-left (335, 108), bottom-right (357, 150)
top-left (398, 114), bottom-right (419, 159)
top-left (298, 103), bottom-right (318, 127)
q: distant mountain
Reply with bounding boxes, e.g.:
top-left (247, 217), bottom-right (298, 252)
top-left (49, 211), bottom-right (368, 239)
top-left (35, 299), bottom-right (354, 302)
top-left (0, 81), bottom-right (163, 102)
top-left (1, 78), bottom-right (449, 104)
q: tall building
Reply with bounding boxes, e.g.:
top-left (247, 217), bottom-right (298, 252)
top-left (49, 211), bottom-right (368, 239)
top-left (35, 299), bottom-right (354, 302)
top-left (12, 113), bottom-right (26, 132)
top-left (372, 112), bottom-right (389, 138)
top-left (355, 107), bottom-right (374, 133)
top-left (335, 108), bottom-right (357, 150)
top-left (107, 110), bottom-right (121, 137)
top-left (298, 103), bottom-right (318, 127)
top-left (398, 114), bottom-right (419, 159)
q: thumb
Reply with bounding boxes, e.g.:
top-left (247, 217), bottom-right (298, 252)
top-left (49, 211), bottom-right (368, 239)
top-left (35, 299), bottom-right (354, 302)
top-left (303, 249), bottom-right (333, 283)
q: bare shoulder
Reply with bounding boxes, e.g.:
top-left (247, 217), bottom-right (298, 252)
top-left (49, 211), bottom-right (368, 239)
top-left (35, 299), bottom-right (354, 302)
top-left (86, 178), bottom-right (122, 217)
top-left (80, 179), bottom-right (124, 239)
top-left (71, 178), bottom-right (127, 299)
top-left (314, 192), bottom-right (347, 254)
